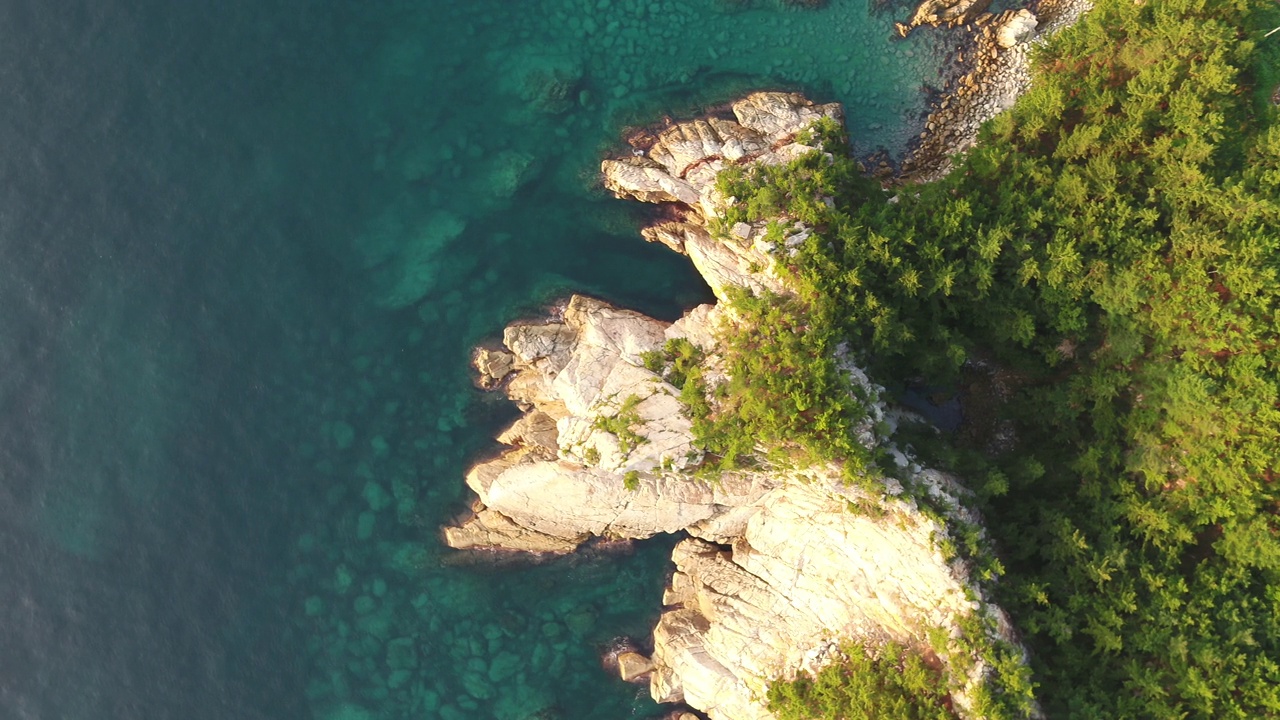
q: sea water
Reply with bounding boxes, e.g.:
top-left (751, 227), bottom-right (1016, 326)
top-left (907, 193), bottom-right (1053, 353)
top-left (0, 0), bottom-right (949, 718)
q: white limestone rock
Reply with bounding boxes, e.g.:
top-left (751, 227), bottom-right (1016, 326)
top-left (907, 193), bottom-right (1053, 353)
top-left (649, 475), bottom-right (999, 720)
top-left (995, 9), bottom-right (1039, 48)
top-left (601, 92), bottom-right (840, 301)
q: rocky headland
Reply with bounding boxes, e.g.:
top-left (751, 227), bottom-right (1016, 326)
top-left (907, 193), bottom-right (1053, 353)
top-left (446, 91), bottom-right (1038, 720)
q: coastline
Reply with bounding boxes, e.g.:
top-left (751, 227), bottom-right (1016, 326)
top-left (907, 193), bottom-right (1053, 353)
top-left (442, 1), bottom-right (1094, 717)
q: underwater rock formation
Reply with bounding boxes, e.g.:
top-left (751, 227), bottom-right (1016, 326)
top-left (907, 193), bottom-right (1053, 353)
top-left (447, 92), bottom-right (1032, 720)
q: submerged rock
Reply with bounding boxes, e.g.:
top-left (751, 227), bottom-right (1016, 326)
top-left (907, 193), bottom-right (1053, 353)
top-left (473, 347), bottom-right (516, 389)
top-left (368, 211), bottom-right (469, 309)
top-left (895, 0), bottom-right (993, 36)
top-left (318, 702), bottom-right (374, 720)
top-left (499, 49), bottom-right (583, 114)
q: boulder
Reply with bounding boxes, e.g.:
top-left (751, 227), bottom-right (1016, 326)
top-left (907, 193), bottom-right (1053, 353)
top-left (995, 9), bottom-right (1039, 48)
top-left (496, 411), bottom-right (559, 452)
top-left (617, 651), bottom-right (656, 682)
top-left (474, 347), bottom-right (515, 388)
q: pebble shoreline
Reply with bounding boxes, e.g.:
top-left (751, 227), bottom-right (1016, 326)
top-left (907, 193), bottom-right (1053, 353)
top-left (899, 0), bottom-right (1095, 181)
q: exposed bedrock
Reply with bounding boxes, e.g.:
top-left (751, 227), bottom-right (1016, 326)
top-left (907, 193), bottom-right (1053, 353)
top-left (894, 0), bottom-right (995, 37)
top-left (447, 294), bottom-right (778, 553)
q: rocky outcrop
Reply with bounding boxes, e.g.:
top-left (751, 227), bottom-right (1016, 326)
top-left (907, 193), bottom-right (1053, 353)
top-left (448, 94), bottom-right (1028, 720)
top-left (602, 92), bottom-right (839, 301)
top-left (602, 92), bottom-right (843, 215)
top-left (651, 473), bottom-right (1009, 720)
top-left (448, 290), bottom-right (1009, 719)
top-left (447, 294), bottom-right (783, 552)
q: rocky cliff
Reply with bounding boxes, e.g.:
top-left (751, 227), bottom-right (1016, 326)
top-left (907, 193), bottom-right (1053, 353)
top-left (446, 92), bottom-right (1030, 720)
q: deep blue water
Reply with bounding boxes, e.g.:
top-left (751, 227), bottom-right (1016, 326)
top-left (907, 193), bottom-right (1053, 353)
top-left (0, 1), bottom-right (948, 718)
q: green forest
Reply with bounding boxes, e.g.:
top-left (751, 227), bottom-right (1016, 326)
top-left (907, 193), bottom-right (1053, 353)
top-left (699, 0), bottom-right (1280, 716)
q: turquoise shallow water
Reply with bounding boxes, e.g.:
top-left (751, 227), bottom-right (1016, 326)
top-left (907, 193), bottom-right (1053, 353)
top-left (0, 1), bottom-right (948, 718)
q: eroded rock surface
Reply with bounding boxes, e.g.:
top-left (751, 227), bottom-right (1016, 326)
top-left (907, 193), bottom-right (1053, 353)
top-left (653, 477), bottom-right (997, 720)
top-left (447, 295), bottom-right (779, 552)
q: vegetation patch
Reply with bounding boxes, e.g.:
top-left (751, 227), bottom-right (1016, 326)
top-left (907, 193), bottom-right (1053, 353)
top-left (767, 641), bottom-right (958, 720)
top-left (592, 393), bottom-right (646, 454)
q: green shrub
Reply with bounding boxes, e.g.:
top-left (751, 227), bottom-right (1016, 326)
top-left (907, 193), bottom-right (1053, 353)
top-left (767, 642), bottom-right (956, 720)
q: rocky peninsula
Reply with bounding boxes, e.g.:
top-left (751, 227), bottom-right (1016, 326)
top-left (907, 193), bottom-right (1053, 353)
top-left (444, 1), bottom-right (1093, 716)
top-left (446, 92), bottom-right (1018, 719)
